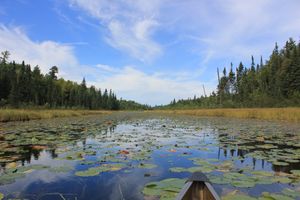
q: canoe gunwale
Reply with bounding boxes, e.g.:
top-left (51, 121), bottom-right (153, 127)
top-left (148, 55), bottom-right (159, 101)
top-left (176, 172), bottom-right (221, 200)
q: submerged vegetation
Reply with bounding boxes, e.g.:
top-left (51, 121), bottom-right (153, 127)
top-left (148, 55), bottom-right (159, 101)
top-left (153, 107), bottom-right (300, 123)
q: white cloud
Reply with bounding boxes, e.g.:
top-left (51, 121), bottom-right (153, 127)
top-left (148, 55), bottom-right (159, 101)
top-left (0, 24), bottom-right (213, 105)
top-left (90, 65), bottom-right (215, 105)
top-left (157, 0), bottom-right (300, 68)
top-left (0, 25), bottom-right (78, 75)
top-left (106, 19), bottom-right (161, 62)
top-left (69, 0), bottom-right (163, 62)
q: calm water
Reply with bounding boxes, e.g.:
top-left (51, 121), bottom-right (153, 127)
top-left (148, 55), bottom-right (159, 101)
top-left (0, 112), bottom-right (300, 200)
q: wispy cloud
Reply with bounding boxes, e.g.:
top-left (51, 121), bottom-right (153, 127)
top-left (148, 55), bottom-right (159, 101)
top-left (90, 65), bottom-right (215, 105)
top-left (174, 0), bottom-right (300, 64)
top-left (0, 25), bottom-right (77, 74)
top-left (0, 24), bottom-right (213, 105)
top-left (69, 0), bottom-right (163, 62)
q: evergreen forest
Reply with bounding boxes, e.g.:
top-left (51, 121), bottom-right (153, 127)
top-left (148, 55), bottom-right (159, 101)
top-left (164, 38), bottom-right (300, 108)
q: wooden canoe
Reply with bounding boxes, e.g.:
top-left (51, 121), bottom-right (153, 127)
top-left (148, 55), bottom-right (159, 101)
top-left (176, 172), bottom-right (221, 200)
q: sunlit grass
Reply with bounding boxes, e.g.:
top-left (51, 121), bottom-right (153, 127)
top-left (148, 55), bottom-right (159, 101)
top-left (151, 108), bottom-right (300, 123)
top-left (0, 109), bottom-right (111, 122)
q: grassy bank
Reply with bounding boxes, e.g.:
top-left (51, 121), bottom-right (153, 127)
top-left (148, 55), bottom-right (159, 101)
top-left (0, 109), bottom-right (112, 122)
top-left (151, 108), bottom-right (300, 123)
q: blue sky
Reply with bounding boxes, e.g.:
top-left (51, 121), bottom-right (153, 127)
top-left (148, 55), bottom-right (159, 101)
top-left (0, 0), bottom-right (300, 105)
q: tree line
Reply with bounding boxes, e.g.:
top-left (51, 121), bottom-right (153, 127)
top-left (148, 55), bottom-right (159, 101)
top-left (163, 38), bottom-right (300, 109)
top-left (0, 51), bottom-right (120, 110)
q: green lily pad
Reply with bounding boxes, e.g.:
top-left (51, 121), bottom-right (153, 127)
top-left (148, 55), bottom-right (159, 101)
top-left (208, 176), bottom-right (230, 185)
top-left (138, 163), bottom-right (157, 169)
top-left (170, 166), bottom-right (212, 173)
top-left (49, 166), bottom-right (74, 173)
top-left (143, 178), bottom-right (185, 199)
top-left (282, 188), bottom-right (300, 198)
top-left (251, 171), bottom-right (274, 177)
top-left (75, 163), bottom-right (125, 177)
top-left (232, 180), bottom-right (256, 188)
top-left (0, 172), bottom-right (25, 185)
top-left (256, 144), bottom-right (277, 149)
top-left (272, 161), bottom-right (289, 166)
top-left (290, 170), bottom-right (300, 176)
top-left (260, 192), bottom-right (294, 200)
top-left (272, 177), bottom-right (292, 184)
top-left (222, 193), bottom-right (257, 200)
top-left (75, 169), bottom-right (99, 177)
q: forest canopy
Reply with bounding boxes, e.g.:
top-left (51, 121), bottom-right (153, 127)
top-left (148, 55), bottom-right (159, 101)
top-left (0, 52), bottom-right (121, 110)
top-left (162, 38), bottom-right (300, 109)
top-left (1, 37), bottom-right (300, 110)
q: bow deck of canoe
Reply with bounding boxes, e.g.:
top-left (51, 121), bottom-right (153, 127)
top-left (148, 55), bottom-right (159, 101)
top-left (176, 172), bottom-right (221, 200)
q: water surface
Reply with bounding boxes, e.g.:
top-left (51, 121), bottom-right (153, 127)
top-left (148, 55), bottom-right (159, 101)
top-left (0, 112), bottom-right (300, 200)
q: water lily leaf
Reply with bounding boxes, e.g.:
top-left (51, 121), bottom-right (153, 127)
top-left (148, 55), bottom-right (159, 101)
top-left (251, 171), bottom-right (274, 177)
top-left (160, 190), bottom-right (178, 200)
top-left (282, 188), bottom-right (300, 198)
top-left (75, 169), bottom-right (99, 177)
top-left (286, 159), bottom-right (299, 163)
top-left (256, 144), bottom-right (277, 149)
top-left (272, 161), bottom-right (289, 166)
top-left (290, 170), bottom-right (300, 177)
top-left (0, 173), bottom-right (25, 185)
top-left (232, 180), bottom-right (256, 188)
top-left (260, 192), bottom-right (294, 200)
top-left (169, 167), bottom-right (185, 173)
top-left (75, 163), bottom-right (125, 177)
top-left (49, 166), bottom-right (74, 173)
top-left (207, 158), bottom-right (219, 162)
top-left (208, 176), bottom-right (230, 185)
top-left (223, 172), bottom-right (245, 180)
top-left (272, 177), bottom-right (292, 184)
top-left (254, 177), bottom-right (276, 185)
top-left (138, 163), bottom-right (157, 169)
top-left (143, 178), bottom-right (185, 198)
top-left (217, 160), bottom-right (234, 171)
top-left (222, 193), bottom-right (257, 200)
top-left (143, 186), bottom-right (161, 196)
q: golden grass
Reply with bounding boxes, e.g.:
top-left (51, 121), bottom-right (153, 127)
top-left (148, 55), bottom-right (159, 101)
top-left (150, 108), bottom-right (300, 123)
top-left (0, 109), bottom-right (112, 122)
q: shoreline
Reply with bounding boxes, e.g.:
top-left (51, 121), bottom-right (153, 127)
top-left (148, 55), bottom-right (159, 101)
top-left (1, 108), bottom-right (299, 123)
top-left (0, 109), bottom-right (112, 123)
top-left (149, 108), bottom-right (300, 123)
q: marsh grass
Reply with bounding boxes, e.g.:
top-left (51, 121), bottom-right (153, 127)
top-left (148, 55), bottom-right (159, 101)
top-left (151, 108), bottom-right (300, 123)
top-left (0, 109), bottom-right (111, 122)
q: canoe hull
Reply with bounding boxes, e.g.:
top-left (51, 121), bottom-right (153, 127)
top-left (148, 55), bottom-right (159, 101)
top-left (176, 172), bottom-right (221, 200)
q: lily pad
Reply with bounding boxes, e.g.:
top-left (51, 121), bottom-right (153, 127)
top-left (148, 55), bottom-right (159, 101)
top-left (260, 192), bottom-right (294, 200)
top-left (143, 178), bottom-right (185, 199)
top-left (272, 177), bottom-right (292, 184)
top-left (290, 170), bottom-right (300, 177)
top-left (49, 166), bottom-right (74, 173)
top-left (75, 163), bottom-right (125, 177)
top-left (251, 171), bottom-right (274, 177)
top-left (222, 193), bottom-right (257, 200)
top-left (232, 180), bottom-right (256, 188)
top-left (138, 163), bottom-right (157, 169)
top-left (272, 161), bottom-right (289, 166)
top-left (208, 176), bottom-right (231, 185)
top-left (282, 188), bottom-right (300, 198)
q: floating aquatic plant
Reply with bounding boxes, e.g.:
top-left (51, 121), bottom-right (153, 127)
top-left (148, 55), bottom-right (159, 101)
top-left (75, 163), bottom-right (125, 177)
top-left (143, 178), bottom-right (185, 200)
